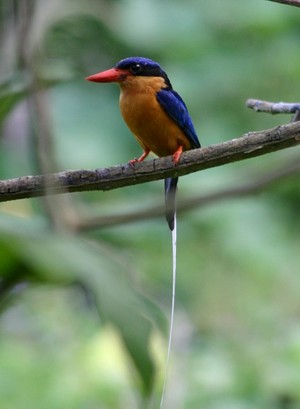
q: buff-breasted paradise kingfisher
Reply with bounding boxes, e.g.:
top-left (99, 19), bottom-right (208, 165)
top-left (86, 57), bottom-right (201, 230)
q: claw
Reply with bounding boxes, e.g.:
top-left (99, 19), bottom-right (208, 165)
top-left (172, 146), bottom-right (183, 164)
top-left (128, 158), bottom-right (138, 168)
top-left (128, 149), bottom-right (150, 168)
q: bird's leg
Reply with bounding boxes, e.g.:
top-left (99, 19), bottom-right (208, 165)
top-left (128, 149), bottom-right (150, 168)
top-left (172, 145), bottom-right (183, 164)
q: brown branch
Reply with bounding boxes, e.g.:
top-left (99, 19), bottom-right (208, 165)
top-left (76, 156), bottom-right (300, 230)
top-left (267, 0), bottom-right (300, 7)
top-left (246, 99), bottom-right (300, 115)
top-left (0, 121), bottom-right (300, 203)
top-left (247, 99), bottom-right (300, 122)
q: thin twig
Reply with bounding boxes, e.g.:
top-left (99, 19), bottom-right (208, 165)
top-left (246, 99), bottom-right (300, 116)
top-left (0, 121), bottom-right (300, 203)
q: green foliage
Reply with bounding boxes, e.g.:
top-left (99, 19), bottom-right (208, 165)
top-left (0, 214), bottom-right (158, 395)
top-left (1, 0), bottom-right (300, 408)
top-left (0, 77), bottom-right (28, 127)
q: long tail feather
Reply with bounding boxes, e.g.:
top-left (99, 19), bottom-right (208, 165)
top-left (160, 216), bottom-right (177, 408)
top-left (164, 177), bottom-right (178, 230)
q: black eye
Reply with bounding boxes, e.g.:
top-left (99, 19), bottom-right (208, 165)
top-left (130, 63), bottom-right (143, 75)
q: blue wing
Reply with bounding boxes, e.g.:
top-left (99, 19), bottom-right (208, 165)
top-left (157, 88), bottom-right (200, 230)
top-left (156, 89), bottom-right (200, 149)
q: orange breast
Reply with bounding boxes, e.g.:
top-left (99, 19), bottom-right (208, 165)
top-left (119, 76), bottom-right (191, 157)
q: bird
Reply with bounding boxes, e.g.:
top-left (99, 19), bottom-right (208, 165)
top-left (86, 56), bottom-right (200, 230)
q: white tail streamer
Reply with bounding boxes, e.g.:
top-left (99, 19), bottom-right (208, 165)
top-left (160, 214), bottom-right (177, 409)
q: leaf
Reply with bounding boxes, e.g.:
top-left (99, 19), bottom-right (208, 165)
top-left (0, 213), bottom-right (157, 395)
top-left (0, 76), bottom-right (28, 126)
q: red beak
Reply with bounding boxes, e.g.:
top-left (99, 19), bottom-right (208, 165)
top-left (85, 67), bottom-right (130, 83)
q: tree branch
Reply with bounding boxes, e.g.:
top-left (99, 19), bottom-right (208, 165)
top-left (75, 156), bottom-right (300, 229)
top-left (1, 121), bottom-right (300, 203)
top-left (246, 99), bottom-right (300, 114)
top-left (246, 99), bottom-right (300, 121)
top-left (267, 0), bottom-right (300, 7)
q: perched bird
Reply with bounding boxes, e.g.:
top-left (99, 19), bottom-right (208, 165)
top-left (86, 57), bottom-right (200, 230)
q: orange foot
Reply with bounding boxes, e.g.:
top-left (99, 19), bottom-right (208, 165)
top-left (172, 145), bottom-right (183, 165)
top-left (128, 149), bottom-right (150, 168)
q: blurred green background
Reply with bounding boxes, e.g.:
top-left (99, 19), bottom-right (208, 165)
top-left (1, 0), bottom-right (300, 408)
